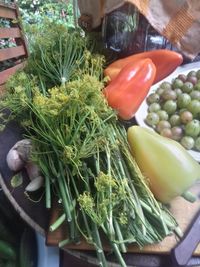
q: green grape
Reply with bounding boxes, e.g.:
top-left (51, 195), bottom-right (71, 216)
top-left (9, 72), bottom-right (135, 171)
top-left (156, 120), bottom-right (171, 133)
top-left (146, 93), bottom-right (160, 104)
top-left (181, 136), bottom-right (195, 150)
top-left (174, 88), bottom-right (182, 97)
top-left (163, 100), bottom-right (177, 115)
top-left (148, 103), bottom-right (161, 113)
top-left (182, 82), bottom-right (193, 93)
top-left (194, 137), bottom-right (200, 151)
top-left (194, 82), bottom-right (200, 91)
top-left (161, 89), bottom-right (177, 101)
top-left (185, 119), bottom-right (200, 137)
top-left (196, 70), bottom-right (200, 79)
top-left (169, 114), bottom-right (181, 126)
top-left (160, 81), bottom-right (172, 90)
top-left (171, 126), bottom-right (183, 141)
top-left (145, 112), bottom-right (160, 126)
top-left (177, 93), bottom-right (191, 109)
top-left (156, 87), bottom-right (165, 95)
top-left (160, 128), bottom-right (172, 138)
top-left (172, 78), bottom-right (184, 89)
top-left (190, 90), bottom-right (200, 100)
top-left (187, 100), bottom-right (200, 117)
top-left (180, 110), bottom-right (193, 124)
top-left (187, 76), bottom-right (197, 85)
top-left (156, 110), bottom-right (169, 120)
top-left (187, 70), bottom-right (197, 77)
top-left (178, 74), bottom-right (187, 82)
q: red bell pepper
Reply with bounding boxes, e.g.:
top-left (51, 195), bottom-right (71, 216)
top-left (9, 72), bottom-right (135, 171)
top-left (103, 58), bottom-right (156, 120)
top-left (104, 49), bottom-right (183, 84)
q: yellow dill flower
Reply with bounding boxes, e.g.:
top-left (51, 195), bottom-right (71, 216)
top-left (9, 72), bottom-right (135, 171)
top-left (33, 94), bottom-right (47, 107)
top-left (48, 87), bottom-right (59, 96)
top-left (63, 145), bottom-right (78, 163)
top-left (119, 212), bottom-right (128, 225)
top-left (78, 192), bottom-right (101, 225)
top-left (48, 109), bottom-right (59, 116)
top-left (78, 192), bottom-right (95, 212)
top-left (15, 86), bottom-right (24, 94)
top-left (95, 172), bottom-right (117, 192)
top-left (20, 93), bottom-right (28, 107)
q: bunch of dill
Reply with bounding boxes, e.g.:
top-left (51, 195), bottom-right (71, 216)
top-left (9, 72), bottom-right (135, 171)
top-left (1, 21), bottom-right (180, 267)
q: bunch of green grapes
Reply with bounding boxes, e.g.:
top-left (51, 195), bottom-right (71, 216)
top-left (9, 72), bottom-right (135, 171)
top-left (145, 69), bottom-right (200, 151)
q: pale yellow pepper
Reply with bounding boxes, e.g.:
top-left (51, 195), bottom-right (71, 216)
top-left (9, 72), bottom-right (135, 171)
top-left (127, 126), bottom-right (200, 203)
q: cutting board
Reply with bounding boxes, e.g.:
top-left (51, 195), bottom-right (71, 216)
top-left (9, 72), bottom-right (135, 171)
top-left (46, 183), bottom-right (200, 254)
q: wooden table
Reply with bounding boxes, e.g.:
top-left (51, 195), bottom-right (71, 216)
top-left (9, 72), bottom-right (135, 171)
top-left (1, 119), bottom-right (200, 267)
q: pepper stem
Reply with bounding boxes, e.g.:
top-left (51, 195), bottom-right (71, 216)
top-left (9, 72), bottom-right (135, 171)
top-left (181, 191), bottom-right (197, 203)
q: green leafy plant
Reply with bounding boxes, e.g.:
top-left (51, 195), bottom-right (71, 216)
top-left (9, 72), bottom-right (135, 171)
top-left (2, 22), bottom-right (180, 267)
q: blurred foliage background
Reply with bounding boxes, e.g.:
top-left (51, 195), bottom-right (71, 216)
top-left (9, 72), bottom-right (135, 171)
top-left (0, 0), bottom-right (76, 50)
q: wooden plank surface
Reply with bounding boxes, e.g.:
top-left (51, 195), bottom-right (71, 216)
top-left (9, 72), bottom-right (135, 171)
top-left (47, 183), bottom-right (200, 255)
top-left (0, 5), bottom-right (16, 19)
top-left (0, 62), bottom-right (25, 85)
top-left (0, 27), bottom-right (21, 38)
top-left (0, 46), bottom-right (25, 62)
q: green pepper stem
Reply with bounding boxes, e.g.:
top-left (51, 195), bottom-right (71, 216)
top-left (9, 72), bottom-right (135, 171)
top-left (182, 191), bottom-right (197, 203)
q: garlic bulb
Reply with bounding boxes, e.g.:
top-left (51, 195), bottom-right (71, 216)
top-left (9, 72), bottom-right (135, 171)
top-left (12, 139), bottom-right (32, 162)
top-left (6, 139), bottom-right (32, 172)
top-left (6, 149), bottom-right (25, 172)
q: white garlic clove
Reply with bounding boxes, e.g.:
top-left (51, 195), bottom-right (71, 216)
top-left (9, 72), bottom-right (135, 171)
top-left (6, 149), bottom-right (25, 172)
top-left (25, 162), bottom-right (41, 181)
top-left (12, 139), bottom-right (32, 162)
top-left (25, 176), bottom-right (44, 192)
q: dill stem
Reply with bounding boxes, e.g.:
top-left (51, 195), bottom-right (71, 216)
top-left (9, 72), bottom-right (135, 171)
top-left (113, 219), bottom-right (127, 253)
top-left (111, 243), bottom-right (127, 267)
top-left (50, 213), bottom-right (66, 232)
top-left (57, 175), bottom-right (72, 222)
top-left (92, 224), bottom-right (108, 267)
top-left (121, 157), bottom-right (146, 231)
top-left (57, 175), bottom-right (78, 242)
top-left (59, 238), bottom-right (71, 248)
top-left (45, 175), bottom-right (51, 209)
top-left (105, 147), bottom-right (115, 240)
top-left (69, 169), bottom-right (93, 243)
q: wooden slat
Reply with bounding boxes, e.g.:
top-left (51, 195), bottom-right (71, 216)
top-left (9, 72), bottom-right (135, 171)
top-left (0, 5), bottom-right (17, 19)
top-left (0, 62), bottom-right (25, 85)
top-left (0, 27), bottom-right (21, 38)
top-left (0, 3), bottom-right (16, 10)
top-left (0, 46), bottom-right (26, 62)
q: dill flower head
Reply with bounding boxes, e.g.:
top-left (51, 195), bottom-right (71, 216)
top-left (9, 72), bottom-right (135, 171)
top-left (33, 86), bottom-right (69, 116)
top-left (78, 192), bottom-right (102, 225)
top-left (119, 212), bottom-right (128, 225)
top-left (78, 191), bottom-right (95, 212)
top-left (95, 172), bottom-right (117, 192)
top-left (64, 74), bottom-right (116, 121)
top-left (63, 145), bottom-right (76, 162)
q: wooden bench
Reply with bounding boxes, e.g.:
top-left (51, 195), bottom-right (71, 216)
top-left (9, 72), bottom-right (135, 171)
top-left (0, 1), bottom-right (28, 93)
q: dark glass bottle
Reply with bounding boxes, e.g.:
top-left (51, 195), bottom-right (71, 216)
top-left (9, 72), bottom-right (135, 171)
top-left (102, 3), bottom-right (199, 63)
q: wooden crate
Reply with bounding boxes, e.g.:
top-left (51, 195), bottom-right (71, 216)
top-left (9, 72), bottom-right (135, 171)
top-left (0, 1), bottom-right (28, 93)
